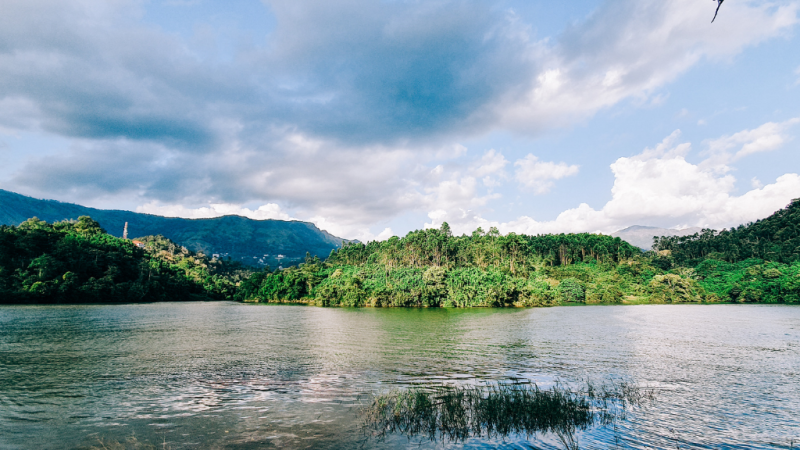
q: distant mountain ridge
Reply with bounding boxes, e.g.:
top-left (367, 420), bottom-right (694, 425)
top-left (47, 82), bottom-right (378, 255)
top-left (0, 189), bottom-right (348, 267)
top-left (611, 225), bottom-right (704, 250)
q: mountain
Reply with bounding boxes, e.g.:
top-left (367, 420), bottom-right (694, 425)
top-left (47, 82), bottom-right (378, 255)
top-left (611, 225), bottom-right (704, 250)
top-left (0, 189), bottom-right (348, 267)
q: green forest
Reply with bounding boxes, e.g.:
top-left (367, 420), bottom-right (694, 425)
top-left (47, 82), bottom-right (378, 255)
top-left (237, 199), bottom-right (800, 306)
top-left (2, 199), bottom-right (800, 306)
top-left (0, 216), bottom-right (250, 303)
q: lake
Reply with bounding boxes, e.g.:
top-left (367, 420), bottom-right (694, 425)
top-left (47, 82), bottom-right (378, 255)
top-left (1, 303), bottom-right (798, 449)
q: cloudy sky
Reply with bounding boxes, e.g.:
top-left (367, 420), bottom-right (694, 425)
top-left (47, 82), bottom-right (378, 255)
top-left (1, 0), bottom-right (799, 241)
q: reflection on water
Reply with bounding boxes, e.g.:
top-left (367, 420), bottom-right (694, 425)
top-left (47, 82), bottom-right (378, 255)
top-left (1, 303), bottom-right (799, 449)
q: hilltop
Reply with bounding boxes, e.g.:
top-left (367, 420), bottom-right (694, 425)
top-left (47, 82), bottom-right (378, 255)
top-left (0, 189), bottom-right (348, 267)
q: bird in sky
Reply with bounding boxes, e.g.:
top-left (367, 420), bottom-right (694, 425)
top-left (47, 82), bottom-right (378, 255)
top-left (711, 0), bottom-right (724, 23)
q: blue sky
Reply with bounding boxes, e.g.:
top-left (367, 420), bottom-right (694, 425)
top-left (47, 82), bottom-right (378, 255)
top-left (0, 0), bottom-right (799, 240)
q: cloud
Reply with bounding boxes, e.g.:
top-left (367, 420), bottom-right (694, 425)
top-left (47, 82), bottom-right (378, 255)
top-left (1, 0), bottom-right (799, 241)
top-left (470, 149), bottom-right (508, 178)
top-left (500, 171), bottom-right (800, 238)
top-left (2, 0), bottom-right (795, 150)
top-left (514, 155), bottom-right (579, 194)
top-left (470, 149), bottom-right (508, 187)
top-left (137, 202), bottom-right (291, 221)
top-left (10, 139), bottom-right (203, 201)
top-left (497, 0), bottom-right (799, 131)
top-left (0, 1), bottom-right (223, 147)
top-left (702, 118), bottom-right (800, 170)
top-left (425, 123), bottom-right (800, 237)
top-left (248, 0), bottom-right (540, 143)
top-left (308, 216), bottom-right (394, 243)
top-left (632, 130), bottom-right (692, 161)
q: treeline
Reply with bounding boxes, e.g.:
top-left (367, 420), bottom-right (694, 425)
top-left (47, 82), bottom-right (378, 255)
top-left (328, 225), bottom-right (639, 271)
top-left (643, 198), bottom-right (800, 304)
top-left (0, 216), bottom-right (249, 303)
top-left (236, 227), bottom-right (684, 307)
top-left (240, 205), bottom-right (800, 307)
top-left (653, 198), bottom-right (800, 265)
top-left (5, 202), bottom-right (800, 306)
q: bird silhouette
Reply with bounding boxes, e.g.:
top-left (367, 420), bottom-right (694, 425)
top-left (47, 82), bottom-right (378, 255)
top-left (711, 0), bottom-right (724, 23)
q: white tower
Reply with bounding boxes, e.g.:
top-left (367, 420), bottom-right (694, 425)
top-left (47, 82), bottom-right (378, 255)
top-left (123, 222), bottom-right (128, 240)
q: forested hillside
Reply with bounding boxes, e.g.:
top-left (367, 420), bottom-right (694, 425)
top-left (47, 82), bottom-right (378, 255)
top-left (238, 206), bottom-right (800, 307)
top-left (654, 198), bottom-right (800, 265)
top-left (4, 201), bottom-right (799, 306)
top-left (0, 189), bottom-right (347, 267)
top-left (0, 217), bottom-right (249, 303)
top-left (236, 226), bottom-right (681, 307)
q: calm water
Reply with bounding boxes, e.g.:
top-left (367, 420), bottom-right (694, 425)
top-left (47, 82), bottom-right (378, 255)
top-left (1, 303), bottom-right (799, 449)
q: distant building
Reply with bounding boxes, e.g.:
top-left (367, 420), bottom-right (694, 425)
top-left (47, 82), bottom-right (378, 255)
top-left (131, 240), bottom-right (146, 248)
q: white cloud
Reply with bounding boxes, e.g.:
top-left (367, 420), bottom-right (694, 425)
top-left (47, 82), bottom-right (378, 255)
top-left (129, 120), bottom-right (800, 241)
top-left (702, 118), bottom-right (800, 170)
top-left (422, 175), bottom-right (500, 216)
top-left (469, 149), bottom-right (508, 187)
top-left (500, 125), bottom-right (800, 235)
top-left (306, 214), bottom-right (395, 243)
top-left (498, 0), bottom-right (799, 132)
top-left (514, 154), bottom-right (579, 194)
top-left (632, 130), bottom-right (692, 161)
top-left (470, 149), bottom-right (508, 178)
top-left (137, 202), bottom-right (292, 221)
top-left (427, 122), bottom-right (800, 237)
top-left (2, 1), bottom-right (799, 244)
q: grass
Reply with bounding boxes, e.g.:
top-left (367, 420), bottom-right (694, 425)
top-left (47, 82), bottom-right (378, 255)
top-left (361, 379), bottom-right (655, 447)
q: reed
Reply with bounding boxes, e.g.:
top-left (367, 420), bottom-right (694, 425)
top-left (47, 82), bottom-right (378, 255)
top-left (361, 379), bottom-right (655, 446)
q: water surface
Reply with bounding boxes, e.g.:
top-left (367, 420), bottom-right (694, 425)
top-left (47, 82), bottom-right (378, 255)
top-left (1, 303), bottom-right (798, 449)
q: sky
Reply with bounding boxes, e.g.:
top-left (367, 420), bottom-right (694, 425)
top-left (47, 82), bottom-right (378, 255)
top-left (1, 0), bottom-right (799, 241)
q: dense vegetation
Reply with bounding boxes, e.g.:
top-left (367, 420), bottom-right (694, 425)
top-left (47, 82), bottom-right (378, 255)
top-left (648, 198), bottom-right (800, 304)
top-left (239, 200), bottom-right (800, 307)
top-left (0, 188), bottom-right (347, 268)
top-left (0, 216), bottom-right (249, 303)
top-left (4, 198), bottom-right (799, 306)
top-left (654, 198), bottom-right (800, 265)
top-left (236, 226), bottom-right (666, 307)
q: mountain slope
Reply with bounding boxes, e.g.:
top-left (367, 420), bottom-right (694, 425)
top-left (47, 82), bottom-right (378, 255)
top-left (654, 198), bottom-right (800, 265)
top-left (612, 225), bottom-right (703, 250)
top-left (0, 216), bottom-right (240, 303)
top-left (0, 189), bottom-right (346, 267)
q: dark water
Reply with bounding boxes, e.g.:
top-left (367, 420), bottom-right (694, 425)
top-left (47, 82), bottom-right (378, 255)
top-left (0, 303), bottom-right (798, 449)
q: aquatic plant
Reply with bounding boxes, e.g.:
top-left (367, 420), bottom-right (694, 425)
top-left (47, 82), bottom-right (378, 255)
top-left (361, 380), bottom-right (655, 447)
